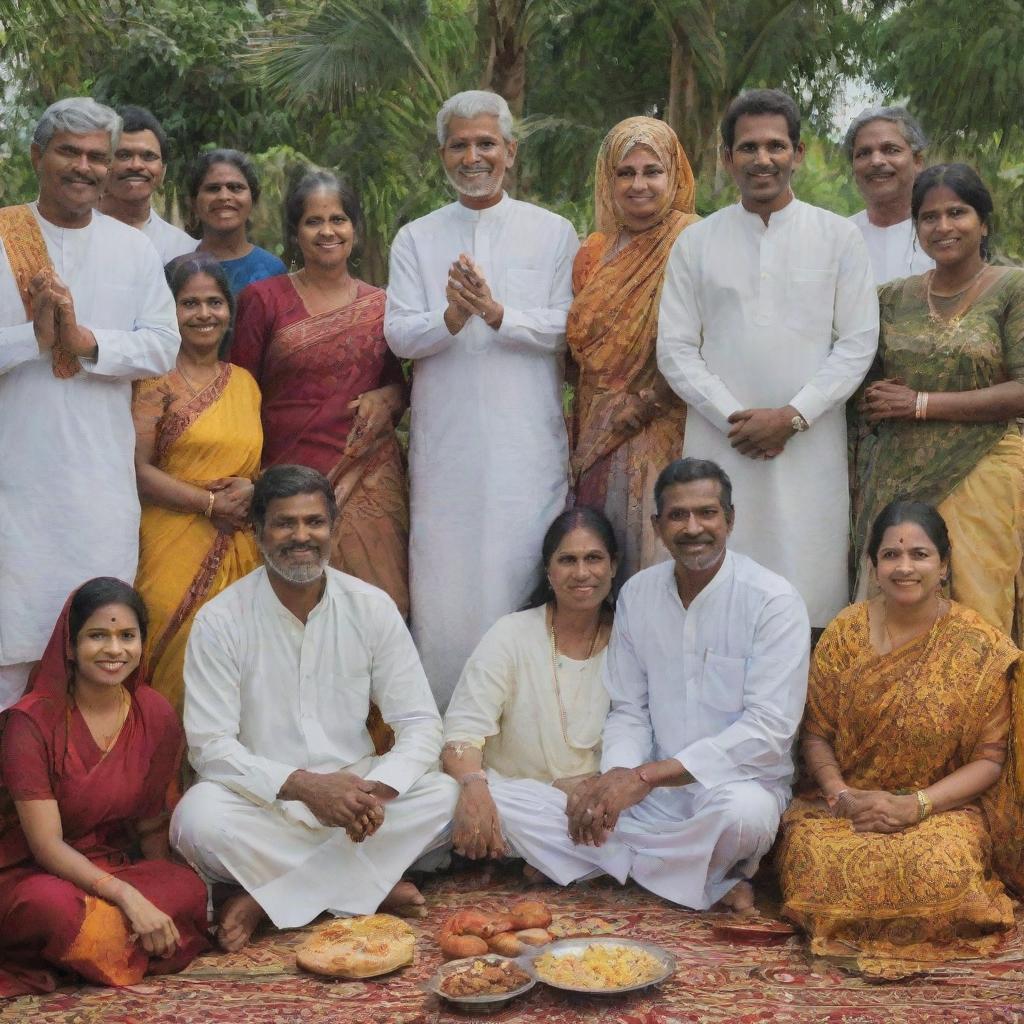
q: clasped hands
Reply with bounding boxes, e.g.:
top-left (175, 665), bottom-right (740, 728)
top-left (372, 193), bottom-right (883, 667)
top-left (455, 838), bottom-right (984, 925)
top-left (284, 768), bottom-right (397, 842)
top-left (28, 269), bottom-right (97, 358)
top-left (859, 378), bottom-right (917, 425)
top-left (827, 786), bottom-right (919, 833)
top-left (727, 405), bottom-right (802, 460)
top-left (207, 476), bottom-right (253, 533)
top-left (343, 385), bottom-right (402, 460)
top-left (565, 767), bottom-right (651, 847)
top-left (444, 253), bottom-right (503, 334)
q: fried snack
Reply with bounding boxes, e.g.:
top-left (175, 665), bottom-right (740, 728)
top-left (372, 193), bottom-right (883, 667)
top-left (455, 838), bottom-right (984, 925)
top-left (441, 958), bottom-right (532, 998)
top-left (296, 914), bottom-right (415, 978)
top-left (534, 943), bottom-right (663, 989)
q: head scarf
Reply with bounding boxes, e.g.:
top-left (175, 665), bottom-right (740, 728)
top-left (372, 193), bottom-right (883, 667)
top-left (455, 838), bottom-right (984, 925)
top-left (593, 117), bottom-right (696, 235)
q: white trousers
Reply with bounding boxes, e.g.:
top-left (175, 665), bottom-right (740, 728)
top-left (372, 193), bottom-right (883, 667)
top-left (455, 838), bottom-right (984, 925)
top-left (499, 778), bottom-right (783, 909)
top-left (0, 662), bottom-right (32, 711)
top-left (171, 772), bottom-right (458, 929)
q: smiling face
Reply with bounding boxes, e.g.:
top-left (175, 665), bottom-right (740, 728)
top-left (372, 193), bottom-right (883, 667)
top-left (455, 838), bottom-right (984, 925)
top-left (105, 129), bottom-right (165, 205)
top-left (652, 479), bottom-right (733, 574)
top-left (850, 119), bottom-right (922, 213)
top-left (258, 491), bottom-right (333, 586)
top-left (193, 161), bottom-right (253, 234)
top-left (612, 144), bottom-right (669, 231)
top-left (32, 129), bottom-right (112, 226)
top-left (73, 603), bottom-right (143, 691)
top-left (439, 114), bottom-right (517, 209)
top-left (724, 113), bottom-right (803, 214)
top-left (546, 526), bottom-right (616, 614)
top-left (874, 521), bottom-right (948, 610)
top-left (295, 189), bottom-right (355, 271)
top-left (916, 184), bottom-right (988, 269)
top-left (175, 272), bottom-right (230, 356)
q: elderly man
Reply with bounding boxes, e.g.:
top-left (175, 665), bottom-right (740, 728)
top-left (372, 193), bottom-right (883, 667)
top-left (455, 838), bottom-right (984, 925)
top-left (657, 89), bottom-right (878, 631)
top-left (385, 89), bottom-right (578, 710)
top-left (504, 459), bottom-right (809, 909)
top-left (99, 105), bottom-right (197, 264)
top-left (845, 105), bottom-right (933, 284)
top-left (171, 465), bottom-right (457, 951)
top-left (0, 97), bottom-right (178, 708)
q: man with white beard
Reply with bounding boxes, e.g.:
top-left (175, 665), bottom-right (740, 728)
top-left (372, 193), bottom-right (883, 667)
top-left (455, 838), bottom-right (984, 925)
top-left (385, 90), bottom-right (578, 710)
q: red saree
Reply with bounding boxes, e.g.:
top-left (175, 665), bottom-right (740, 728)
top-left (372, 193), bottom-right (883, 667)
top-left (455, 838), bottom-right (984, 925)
top-left (0, 591), bottom-right (210, 997)
top-left (233, 275), bottom-right (409, 616)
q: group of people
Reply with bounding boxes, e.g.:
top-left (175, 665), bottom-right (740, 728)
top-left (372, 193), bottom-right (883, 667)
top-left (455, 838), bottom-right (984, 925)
top-left (0, 81), bottom-right (1022, 995)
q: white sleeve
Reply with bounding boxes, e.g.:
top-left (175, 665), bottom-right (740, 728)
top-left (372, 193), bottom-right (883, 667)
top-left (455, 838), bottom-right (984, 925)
top-left (656, 232), bottom-right (743, 433)
top-left (443, 618), bottom-right (516, 749)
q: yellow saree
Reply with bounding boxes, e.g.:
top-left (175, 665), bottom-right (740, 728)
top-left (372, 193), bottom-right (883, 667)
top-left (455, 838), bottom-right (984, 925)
top-left (133, 364), bottom-right (263, 714)
top-left (778, 601), bottom-right (1020, 973)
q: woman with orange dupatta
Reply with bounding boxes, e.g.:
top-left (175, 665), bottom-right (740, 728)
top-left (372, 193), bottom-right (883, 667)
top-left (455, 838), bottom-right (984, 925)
top-left (567, 117), bottom-right (700, 577)
top-left (133, 255), bottom-right (262, 715)
top-left (0, 579), bottom-right (209, 997)
top-left (232, 169), bottom-right (408, 617)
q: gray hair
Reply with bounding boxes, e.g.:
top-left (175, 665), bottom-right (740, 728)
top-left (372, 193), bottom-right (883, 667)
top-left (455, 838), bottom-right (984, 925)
top-left (32, 97), bottom-right (122, 153)
top-left (436, 90), bottom-right (514, 146)
top-left (842, 106), bottom-right (927, 161)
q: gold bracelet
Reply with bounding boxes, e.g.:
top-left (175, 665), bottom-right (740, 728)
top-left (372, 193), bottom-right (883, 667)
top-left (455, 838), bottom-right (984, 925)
top-left (92, 872), bottom-right (117, 897)
top-left (916, 789), bottom-right (933, 822)
top-left (204, 490), bottom-right (216, 517)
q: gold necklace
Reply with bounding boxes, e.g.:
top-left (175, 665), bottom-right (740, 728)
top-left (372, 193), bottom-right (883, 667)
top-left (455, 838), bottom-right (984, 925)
top-left (71, 685), bottom-right (131, 756)
top-left (882, 594), bottom-right (943, 653)
top-left (925, 265), bottom-right (989, 328)
top-left (548, 604), bottom-right (602, 747)
top-left (176, 358), bottom-right (220, 397)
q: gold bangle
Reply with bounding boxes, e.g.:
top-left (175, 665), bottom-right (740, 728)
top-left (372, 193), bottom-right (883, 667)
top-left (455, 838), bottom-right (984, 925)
top-left (916, 789), bottom-right (933, 822)
top-left (204, 490), bottom-right (216, 517)
top-left (92, 872), bottom-right (117, 897)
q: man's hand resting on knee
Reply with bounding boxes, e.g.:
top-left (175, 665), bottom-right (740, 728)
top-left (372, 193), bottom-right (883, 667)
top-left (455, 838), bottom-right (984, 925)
top-left (279, 769), bottom-right (390, 841)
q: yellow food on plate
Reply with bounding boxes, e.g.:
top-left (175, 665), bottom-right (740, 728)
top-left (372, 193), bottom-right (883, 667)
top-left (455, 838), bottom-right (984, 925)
top-left (296, 913), bottom-right (416, 978)
top-left (534, 944), bottom-right (664, 989)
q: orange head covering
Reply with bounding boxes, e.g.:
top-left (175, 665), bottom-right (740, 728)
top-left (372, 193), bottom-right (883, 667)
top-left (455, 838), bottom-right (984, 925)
top-left (593, 116), bottom-right (696, 235)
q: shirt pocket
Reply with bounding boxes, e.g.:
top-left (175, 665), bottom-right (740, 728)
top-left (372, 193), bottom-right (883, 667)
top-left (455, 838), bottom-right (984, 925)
top-left (785, 267), bottom-right (837, 336)
top-left (505, 268), bottom-right (547, 310)
top-left (698, 651), bottom-right (747, 720)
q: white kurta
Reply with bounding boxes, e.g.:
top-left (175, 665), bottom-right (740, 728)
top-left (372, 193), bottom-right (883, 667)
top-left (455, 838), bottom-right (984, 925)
top-left (657, 199), bottom-right (878, 626)
top-left (171, 566), bottom-right (457, 927)
top-left (523, 554), bottom-right (809, 906)
top-left (0, 204), bottom-right (178, 704)
top-left (141, 209), bottom-right (198, 265)
top-left (385, 194), bottom-right (578, 710)
top-left (849, 210), bottom-right (933, 285)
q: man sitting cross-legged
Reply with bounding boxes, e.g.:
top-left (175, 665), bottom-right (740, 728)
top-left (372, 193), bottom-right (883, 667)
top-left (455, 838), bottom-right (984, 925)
top-left (171, 465), bottom-right (457, 950)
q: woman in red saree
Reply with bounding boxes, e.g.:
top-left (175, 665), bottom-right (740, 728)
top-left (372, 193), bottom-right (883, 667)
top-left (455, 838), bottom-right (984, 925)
top-left (0, 579), bottom-right (210, 997)
top-left (233, 169), bottom-right (409, 617)
top-left (567, 117), bottom-right (700, 578)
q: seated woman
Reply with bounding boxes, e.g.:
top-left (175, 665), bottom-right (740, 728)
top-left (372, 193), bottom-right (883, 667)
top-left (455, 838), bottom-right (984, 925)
top-left (0, 579), bottom-right (209, 997)
top-left (442, 508), bottom-right (630, 885)
top-left (778, 500), bottom-right (1021, 973)
top-left (133, 254), bottom-right (263, 715)
top-left (189, 149), bottom-right (286, 295)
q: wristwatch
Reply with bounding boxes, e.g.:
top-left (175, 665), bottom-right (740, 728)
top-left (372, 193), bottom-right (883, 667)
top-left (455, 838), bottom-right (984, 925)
top-left (790, 413), bottom-right (809, 433)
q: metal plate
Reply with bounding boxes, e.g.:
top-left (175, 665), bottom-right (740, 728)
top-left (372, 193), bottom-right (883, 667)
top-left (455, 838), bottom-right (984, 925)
top-left (530, 936), bottom-right (676, 994)
top-left (426, 954), bottom-right (536, 1011)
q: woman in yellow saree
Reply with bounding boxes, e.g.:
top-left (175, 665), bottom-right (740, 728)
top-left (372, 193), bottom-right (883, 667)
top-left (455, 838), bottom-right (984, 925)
top-left (778, 499), bottom-right (1023, 976)
top-left (133, 255), bottom-right (263, 714)
top-left (566, 117), bottom-right (700, 577)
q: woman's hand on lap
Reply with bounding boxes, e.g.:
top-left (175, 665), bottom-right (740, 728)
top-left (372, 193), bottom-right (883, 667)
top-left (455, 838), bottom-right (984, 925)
top-left (452, 783), bottom-right (506, 860)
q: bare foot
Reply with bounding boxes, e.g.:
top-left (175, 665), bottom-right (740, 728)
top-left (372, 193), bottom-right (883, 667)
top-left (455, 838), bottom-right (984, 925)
top-left (379, 879), bottom-right (427, 919)
top-left (216, 890), bottom-right (267, 951)
top-left (719, 880), bottom-right (755, 915)
top-left (522, 864), bottom-right (552, 886)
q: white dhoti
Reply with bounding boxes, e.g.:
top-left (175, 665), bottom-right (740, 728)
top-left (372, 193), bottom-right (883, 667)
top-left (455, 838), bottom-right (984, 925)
top-left (0, 662), bottom-right (32, 711)
top-left (171, 772), bottom-right (458, 929)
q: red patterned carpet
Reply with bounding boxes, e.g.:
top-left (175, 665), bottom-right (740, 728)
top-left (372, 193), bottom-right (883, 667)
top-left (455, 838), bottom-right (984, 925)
top-left (3, 866), bottom-right (1023, 1023)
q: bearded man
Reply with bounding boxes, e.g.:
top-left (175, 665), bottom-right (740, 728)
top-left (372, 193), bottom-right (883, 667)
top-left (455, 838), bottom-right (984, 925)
top-left (384, 90), bottom-right (579, 710)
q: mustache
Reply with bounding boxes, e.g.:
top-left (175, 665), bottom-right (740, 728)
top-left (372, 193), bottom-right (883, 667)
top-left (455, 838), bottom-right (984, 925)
top-left (282, 543), bottom-right (318, 555)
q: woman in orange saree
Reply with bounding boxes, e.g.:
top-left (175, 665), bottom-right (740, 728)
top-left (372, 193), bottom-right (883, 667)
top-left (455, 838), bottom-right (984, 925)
top-left (0, 579), bottom-right (209, 997)
top-left (232, 170), bottom-right (408, 618)
top-left (778, 500), bottom-right (1022, 976)
top-left (133, 256), bottom-right (262, 715)
top-left (566, 117), bottom-right (700, 577)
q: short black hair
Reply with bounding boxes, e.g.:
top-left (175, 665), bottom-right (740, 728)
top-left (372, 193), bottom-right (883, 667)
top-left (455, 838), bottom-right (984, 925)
top-left (721, 89), bottom-right (801, 152)
top-left (912, 163), bottom-right (994, 259)
top-left (164, 252), bottom-right (236, 358)
top-left (653, 458), bottom-right (734, 516)
top-left (117, 105), bottom-right (169, 161)
top-left (866, 500), bottom-right (951, 567)
top-left (69, 577), bottom-right (149, 644)
top-left (187, 148), bottom-right (261, 204)
top-left (283, 168), bottom-right (364, 267)
top-left (251, 465), bottom-right (337, 533)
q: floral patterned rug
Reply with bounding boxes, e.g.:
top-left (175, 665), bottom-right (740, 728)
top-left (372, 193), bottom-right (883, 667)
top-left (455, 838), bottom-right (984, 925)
top-left (3, 866), bottom-right (1022, 1023)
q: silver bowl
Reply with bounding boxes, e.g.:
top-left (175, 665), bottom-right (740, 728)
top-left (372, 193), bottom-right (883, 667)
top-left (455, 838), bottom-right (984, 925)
top-left (530, 936), bottom-right (676, 994)
top-left (426, 953), bottom-right (536, 1013)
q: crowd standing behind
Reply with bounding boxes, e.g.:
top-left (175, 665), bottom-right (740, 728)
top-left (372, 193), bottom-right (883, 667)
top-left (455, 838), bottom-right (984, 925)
top-left (0, 87), bottom-right (1022, 995)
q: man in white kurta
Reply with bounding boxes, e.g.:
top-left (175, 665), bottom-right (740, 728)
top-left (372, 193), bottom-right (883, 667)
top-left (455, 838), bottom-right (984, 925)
top-left (521, 460), bottom-right (809, 907)
top-left (657, 90), bottom-right (878, 627)
top-left (0, 98), bottom-right (178, 709)
top-left (171, 469), bottom-right (457, 938)
top-left (844, 106), bottom-right (933, 284)
top-left (385, 90), bottom-right (578, 710)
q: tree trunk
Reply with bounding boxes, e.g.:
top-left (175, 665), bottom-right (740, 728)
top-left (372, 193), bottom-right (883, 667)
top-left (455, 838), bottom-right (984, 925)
top-left (479, 0), bottom-right (527, 194)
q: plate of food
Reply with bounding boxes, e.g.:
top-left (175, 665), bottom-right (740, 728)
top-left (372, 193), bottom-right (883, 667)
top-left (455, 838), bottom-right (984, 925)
top-left (530, 937), bottom-right (675, 994)
top-left (427, 954), bottom-right (536, 1012)
top-left (709, 917), bottom-right (797, 945)
top-left (296, 913), bottom-right (416, 979)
